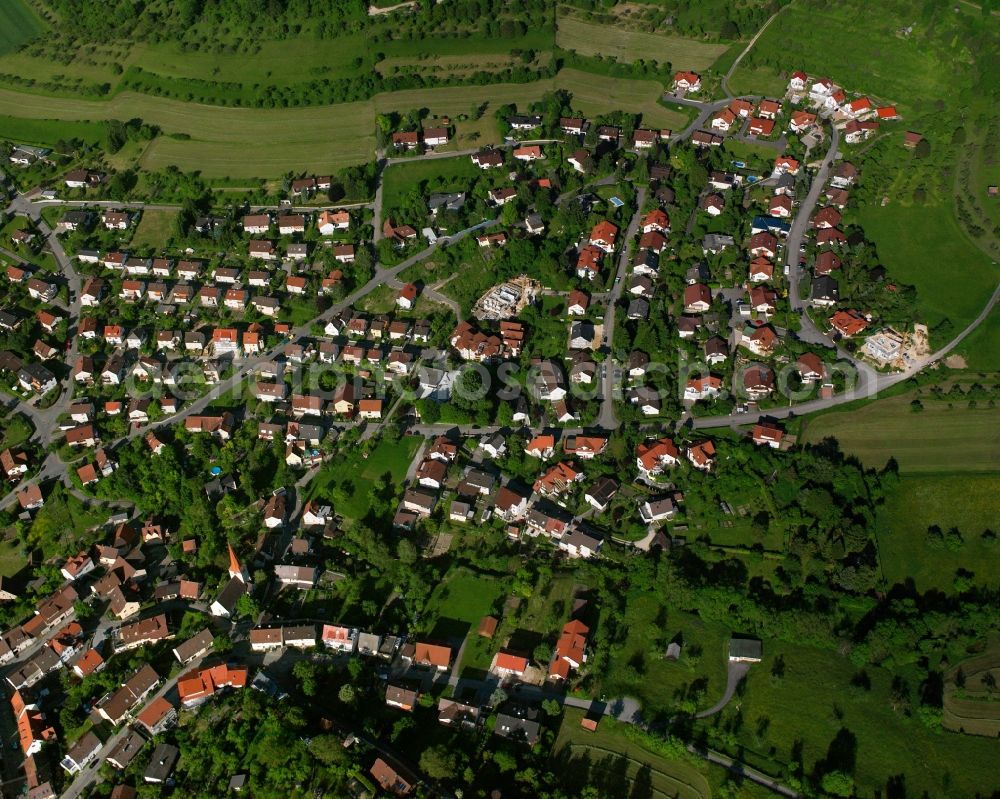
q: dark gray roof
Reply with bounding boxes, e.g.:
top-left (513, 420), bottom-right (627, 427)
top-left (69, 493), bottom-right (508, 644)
top-left (144, 743), bottom-right (179, 783)
top-left (729, 637), bottom-right (763, 659)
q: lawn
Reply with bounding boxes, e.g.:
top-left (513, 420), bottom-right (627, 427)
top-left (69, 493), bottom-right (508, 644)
top-left (129, 209), bottom-right (176, 250)
top-left (802, 389), bottom-right (1000, 473)
top-left (26, 482), bottom-right (110, 555)
top-left (555, 708), bottom-right (712, 799)
top-left (0, 0), bottom-right (46, 56)
top-left (0, 537), bottom-right (24, 578)
top-left (423, 567), bottom-right (507, 660)
top-left (854, 203), bottom-right (1000, 337)
top-left (877, 474), bottom-right (1000, 592)
top-left (306, 435), bottom-right (423, 519)
top-left (555, 15), bottom-right (728, 70)
top-left (381, 155), bottom-right (480, 214)
top-left (705, 638), bottom-right (1000, 799)
top-left (0, 411), bottom-right (34, 449)
top-left (517, 570), bottom-right (578, 639)
top-left (601, 595), bottom-right (730, 718)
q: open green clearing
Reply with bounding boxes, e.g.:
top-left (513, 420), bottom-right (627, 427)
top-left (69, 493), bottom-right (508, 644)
top-left (0, 411), bottom-right (34, 450)
top-left (958, 305), bottom-right (1000, 371)
top-left (381, 156), bottom-right (481, 213)
top-left (802, 388), bottom-right (1000, 473)
top-left (709, 638), bottom-right (1000, 799)
top-left (728, 3), bottom-right (955, 112)
top-left (306, 435), bottom-right (422, 519)
top-left (555, 15), bottom-right (728, 69)
top-left (423, 568), bottom-right (506, 650)
top-left (129, 209), bottom-right (177, 250)
top-left (854, 203), bottom-right (1000, 335)
top-left (555, 708), bottom-right (712, 799)
top-left (0, 537), bottom-right (23, 578)
top-left (0, 68), bottom-right (686, 178)
top-left (877, 474), bottom-right (1000, 591)
top-left (0, 0), bottom-right (45, 56)
top-left (601, 595), bottom-right (729, 717)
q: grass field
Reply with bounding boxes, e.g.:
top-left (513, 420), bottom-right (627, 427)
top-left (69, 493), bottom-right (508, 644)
top-left (0, 537), bottom-right (24, 578)
top-left (423, 568), bottom-right (506, 649)
top-left (709, 638), bottom-right (1000, 799)
top-left (0, 68), bottom-right (687, 177)
top-left (602, 595), bottom-right (730, 717)
top-left (0, 114), bottom-right (106, 148)
top-left (129, 209), bottom-right (176, 250)
top-left (728, 4), bottom-right (957, 113)
top-left (877, 474), bottom-right (1000, 591)
top-left (555, 708), bottom-right (712, 799)
top-left (306, 435), bottom-right (422, 519)
top-left (855, 203), bottom-right (1000, 336)
top-left (555, 15), bottom-right (728, 69)
top-left (958, 305), bottom-right (1000, 371)
top-left (381, 156), bottom-right (480, 212)
top-left (943, 638), bottom-right (1000, 736)
top-left (0, 0), bottom-right (45, 56)
top-left (802, 389), bottom-right (1000, 473)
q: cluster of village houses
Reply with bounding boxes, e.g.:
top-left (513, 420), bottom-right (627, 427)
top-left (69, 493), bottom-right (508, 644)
top-left (0, 57), bottom-right (925, 797)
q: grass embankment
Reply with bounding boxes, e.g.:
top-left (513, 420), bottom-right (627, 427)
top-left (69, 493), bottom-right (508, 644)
top-left (943, 637), bottom-right (1000, 737)
top-left (555, 708), bottom-right (712, 799)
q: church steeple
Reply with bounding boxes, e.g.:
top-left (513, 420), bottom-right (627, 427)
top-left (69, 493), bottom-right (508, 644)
top-left (228, 542), bottom-right (248, 583)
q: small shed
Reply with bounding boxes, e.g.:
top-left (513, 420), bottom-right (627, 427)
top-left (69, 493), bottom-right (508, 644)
top-left (665, 642), bottom-right (682, 661)
top-left (728, 637), bottom-right (763, 663)
top-left (478, 616), bottom-right (498, 639)
top-left (228, 774), bottom-right (247, 792)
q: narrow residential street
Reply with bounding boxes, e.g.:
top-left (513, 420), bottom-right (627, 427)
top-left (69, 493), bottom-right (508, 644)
top-left (597, 186), bottom-right (646, 430)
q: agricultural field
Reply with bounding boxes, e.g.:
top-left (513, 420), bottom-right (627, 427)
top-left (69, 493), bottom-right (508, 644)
top-left (306, 435), bottom-right (423, 519)
top-left (555, 708), bottom-right (712, 799)
top-left (555, 15), bottom-right (729, 69)
top-left (877, 474), bottom-right (1000, 592)
top-left (0, 0), bottom-right (45, 56)
top-left (129, 209), bottom-right (177, 250)
top-left (802, 388), bottom-right (1000, 473)
top-left (943, 638), bottom-right (1000, 737)
top-left (0, 114), bottom-right (106, 148)
top-left (0, 68), bottom-right (686, 178)
top-left (709, 638), bottom-right (1000, 799)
